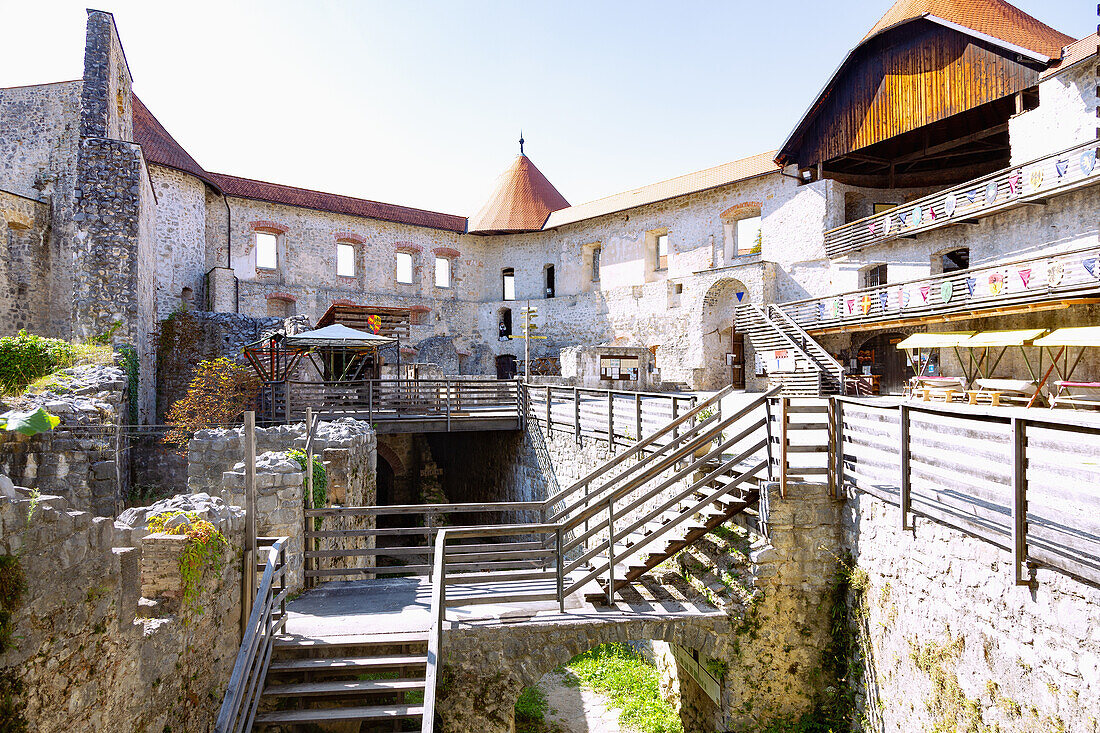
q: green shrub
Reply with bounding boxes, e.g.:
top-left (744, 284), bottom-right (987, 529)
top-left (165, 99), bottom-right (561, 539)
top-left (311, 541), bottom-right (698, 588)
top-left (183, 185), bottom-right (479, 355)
top-left (288, 449), bottom-right (328, 530)
top-left (0, 331), bottom-right (75, 393)
top-left (566, 643), bottom-right (683, 733)
top-left (514, 686), bottom-right (549, 732)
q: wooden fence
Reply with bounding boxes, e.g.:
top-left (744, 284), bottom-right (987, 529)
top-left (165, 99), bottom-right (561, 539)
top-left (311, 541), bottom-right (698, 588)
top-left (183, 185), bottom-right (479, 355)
top-left (833, 397), bottom-right (1100, 587)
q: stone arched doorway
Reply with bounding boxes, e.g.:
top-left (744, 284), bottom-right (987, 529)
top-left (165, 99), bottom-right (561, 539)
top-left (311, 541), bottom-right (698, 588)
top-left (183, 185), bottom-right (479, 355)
top-left (699, 278), bottom-right (750, 390)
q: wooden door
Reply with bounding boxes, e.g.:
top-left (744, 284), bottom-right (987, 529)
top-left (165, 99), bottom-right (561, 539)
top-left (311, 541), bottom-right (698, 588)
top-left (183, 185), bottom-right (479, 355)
top-left (729, 332), bottom-right (745, 388)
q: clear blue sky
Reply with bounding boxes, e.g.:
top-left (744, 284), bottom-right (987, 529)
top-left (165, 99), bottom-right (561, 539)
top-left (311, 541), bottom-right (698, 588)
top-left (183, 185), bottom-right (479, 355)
top-left (0, 1), bottom-right (1093, 216)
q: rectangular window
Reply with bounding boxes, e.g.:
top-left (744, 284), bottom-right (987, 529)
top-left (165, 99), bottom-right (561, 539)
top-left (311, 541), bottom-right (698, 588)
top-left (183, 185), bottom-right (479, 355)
top-left (735, 216), bottom-right (761, 256)
top-left (656, 234), bottom-right (669, 270)
top-left (435, 256), bottom-right (450, 288)
top-left (863, 264), bottom-right (887, 288)
top-left (396, 252), bottom-right (414, 284)
top-left (337, 243), bottom-right (355, 277)
top-left (502, 268), bottom-right (515, 301)
top-left (592, 247), bottom-right (601, 281)
top-left (255, 232), bottom-right (277, 270)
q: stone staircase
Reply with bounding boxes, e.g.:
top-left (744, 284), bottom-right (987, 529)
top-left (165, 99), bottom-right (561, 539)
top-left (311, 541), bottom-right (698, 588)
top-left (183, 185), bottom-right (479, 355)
top-left (253, 631), bottom-right (428, 731)
top-left (736, 304), bottom-right (842, 396)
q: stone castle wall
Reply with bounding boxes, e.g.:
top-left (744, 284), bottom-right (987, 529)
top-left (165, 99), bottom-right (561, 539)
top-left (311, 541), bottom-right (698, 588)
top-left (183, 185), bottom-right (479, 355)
top-left (0, 489), bottom-right (243, 733)
top-left (149, 164), bottom-right (210, 319)
top-left (842, 488), bottom-right (1100, 733)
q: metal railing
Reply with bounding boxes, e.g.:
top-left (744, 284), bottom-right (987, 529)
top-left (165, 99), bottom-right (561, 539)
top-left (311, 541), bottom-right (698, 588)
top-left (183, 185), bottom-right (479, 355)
top-left (263, 377), bottom-right (523, 425)
top-left (214, 536), bottom-right (290, 733)
top-left (832, 396), bottom-right (1100, 588)
top-left (524, 384), bottom-right (697, 449)
top-left (777, 243), bottom-right (1100, 334)
top-left (823, 138), bottom-right (1100, 258)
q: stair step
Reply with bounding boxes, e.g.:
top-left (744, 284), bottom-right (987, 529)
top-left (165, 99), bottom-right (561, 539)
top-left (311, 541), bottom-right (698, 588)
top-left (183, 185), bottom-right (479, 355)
top-left (268, 655), bottom-right (427, 673)
top-left (273, 631), bottom-right (427, 650)
top-left (263, 678), bottom-right (425, 697)
top-left (254, 703), bottom-right (424, 725)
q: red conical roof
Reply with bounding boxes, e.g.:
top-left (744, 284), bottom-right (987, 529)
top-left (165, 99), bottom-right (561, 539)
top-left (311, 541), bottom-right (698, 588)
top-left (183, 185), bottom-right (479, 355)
top-left (863, 0), bottom-right (1074, 59)
top-left (468, 155), bottom-right (569, 234)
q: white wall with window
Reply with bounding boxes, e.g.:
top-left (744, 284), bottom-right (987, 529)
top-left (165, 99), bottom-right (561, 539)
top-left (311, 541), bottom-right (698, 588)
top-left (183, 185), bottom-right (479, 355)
top-left (502, 267), bottom-right (515, 301)
top-left (396, 251), bottom-right (414, 284)
top-left (255, 232), bottom-right (278, 270)
top-left (435, 256), bottom-right (451, 288)
top-left (336, 242), bottom-right (356, 277)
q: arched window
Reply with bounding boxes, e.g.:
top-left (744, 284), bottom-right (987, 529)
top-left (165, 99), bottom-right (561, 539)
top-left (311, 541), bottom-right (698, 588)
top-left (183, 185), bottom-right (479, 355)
top-left (498, 307), bottom-right (512, 340)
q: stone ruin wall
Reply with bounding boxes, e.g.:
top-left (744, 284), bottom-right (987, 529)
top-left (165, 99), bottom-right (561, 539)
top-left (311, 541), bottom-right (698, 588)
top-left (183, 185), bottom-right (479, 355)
top-left (842, 489), bottom-right (1100, 733)
top-left (189, 419), bottom-right (378, 590)
top-left (0, 364), bottom-right (130, 517)
top-left (0, 489), bottom-right (244, 733)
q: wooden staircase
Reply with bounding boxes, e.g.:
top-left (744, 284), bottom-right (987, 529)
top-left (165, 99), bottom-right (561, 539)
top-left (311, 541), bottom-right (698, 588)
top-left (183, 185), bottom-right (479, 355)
top-left (253, 631), bottom-right (429, 731)
top-left (587, 466), bottom-right (761, 600)
top-left (552, 386), bottom-right (777, 605)
top-left (736, 304), bottom-right (842, 396)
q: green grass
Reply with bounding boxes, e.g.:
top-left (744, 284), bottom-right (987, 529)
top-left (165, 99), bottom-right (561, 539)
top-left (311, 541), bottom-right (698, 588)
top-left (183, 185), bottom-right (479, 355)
top-left (515, 686), bottom-right (550, 733)
top-left (565, 643), bottom-right (683, 733)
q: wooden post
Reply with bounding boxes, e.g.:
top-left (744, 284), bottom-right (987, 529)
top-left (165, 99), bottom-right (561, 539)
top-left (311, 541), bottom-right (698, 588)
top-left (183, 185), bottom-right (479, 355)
top-left (606, 496), bottom-right (615, 606)
top-left (445, 380), bottom-right (451, 432)
top-left (607, 391), bottom-right (614, 449)
top-left (574, 387), bottom-right (581, 443)
top-left (306, 407), bottom-right (315, 587)
top-left (242, 410), bottom-right (257, 635)
top-left (835, 400), bottom-right (845, 494)
top-left (764, 398), bottom-right (775, 482)
top-left (779, 397), bottom-right (789, 498)
top-left (285, 380), bottom-right (292, 423)
top-left (1011, 418), bottom-right (1029, 586)
top-left (546, 385), bottom-right (552, 433)
top-left (899, 404), bottom-right (911, 530)
top-left (556, 526), bottom-right (565, 613)
top-left (635, 393), bottom-right (643, 443)
top-left (827, 398), bottom-right (837, 498)
top-left (426, 512), bottom-right (436, 579)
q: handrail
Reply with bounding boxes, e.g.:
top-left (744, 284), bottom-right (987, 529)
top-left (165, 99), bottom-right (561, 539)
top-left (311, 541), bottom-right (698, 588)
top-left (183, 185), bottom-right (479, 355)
top-left (766, 304), bottom-right (843, 382)
top-left (215, 536), bottom-right (290, 733)
top-left (421, 530), bottom-right (447, 733)
top-left (540, 384), bottom-right (740, 511)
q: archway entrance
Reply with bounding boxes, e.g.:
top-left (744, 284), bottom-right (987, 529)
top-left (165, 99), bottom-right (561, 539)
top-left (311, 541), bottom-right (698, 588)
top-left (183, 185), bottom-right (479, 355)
top-left (854, 331), bottom-right (909, 395)
top-left (700, 279), bottom-right (749, 389)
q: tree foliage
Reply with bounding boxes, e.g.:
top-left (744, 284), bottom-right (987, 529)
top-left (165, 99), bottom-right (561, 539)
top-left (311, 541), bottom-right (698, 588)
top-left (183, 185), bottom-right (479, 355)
top-left (163, 358), bottom-right (260, 451)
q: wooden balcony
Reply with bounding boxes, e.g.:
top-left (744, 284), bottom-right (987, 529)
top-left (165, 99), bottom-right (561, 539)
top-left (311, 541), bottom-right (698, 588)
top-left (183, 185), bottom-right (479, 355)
top-left (824, 139), bottom-right (1100, 258)
top-left (778, 244), bottom-right (1100, 335)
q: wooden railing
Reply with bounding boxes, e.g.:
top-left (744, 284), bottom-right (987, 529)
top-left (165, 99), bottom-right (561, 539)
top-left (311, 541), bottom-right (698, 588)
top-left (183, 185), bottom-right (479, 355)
top-left (777, 243), bottom-right (1100, 334)
top-left (214, 536), bottom-right (290, 733)
top-left (263, 378), bottom-right (523, 425)
top-left (302, 501), bottom-right (545, 582)
top-left (824, 139), bottom-right (1100, 258)
top-left (524, 384), bottom-right (697, 448)
top-left (832, 396), bottom-right (1100, 587)
top-left (768, 397), bottom-right (831, 497)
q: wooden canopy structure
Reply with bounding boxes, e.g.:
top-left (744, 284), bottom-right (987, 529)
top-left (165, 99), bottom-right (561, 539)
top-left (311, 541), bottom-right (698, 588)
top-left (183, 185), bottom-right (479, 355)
top-left (776, 0), bottom-right (1073, 187)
